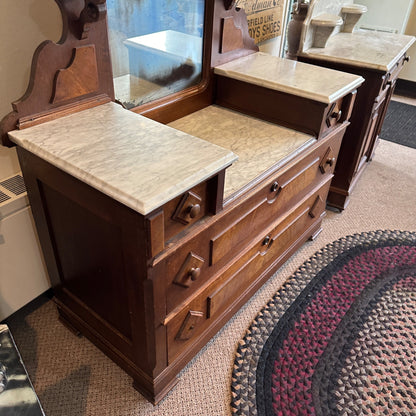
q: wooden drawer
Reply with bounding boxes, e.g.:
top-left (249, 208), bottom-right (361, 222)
top-left (384, 53), bottom-right (408, 89)
top-left (154, 126), bottom-right (344, 313)
top-left (146, 171), bottom-right (225, 258)
top-left (165, 179), bottom-right (331, 363)
top-left (319, 92), bottom-right (356, 138)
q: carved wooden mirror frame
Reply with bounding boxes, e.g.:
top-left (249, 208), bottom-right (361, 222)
top-left (0, 0), bottom-right (257, 147)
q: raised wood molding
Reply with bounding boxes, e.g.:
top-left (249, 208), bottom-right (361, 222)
top-left (211, 1), bottom-right (258, 68)
top-left (51, 45), bottom-right (99, 104)
top-left (221, 17), bottom-right (245, 53)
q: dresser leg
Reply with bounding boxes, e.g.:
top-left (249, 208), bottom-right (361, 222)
top-left (132, 376), bottom-right (179, 405)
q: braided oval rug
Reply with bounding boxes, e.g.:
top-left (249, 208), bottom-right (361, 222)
top-left (231, 230), bottom-right (416, 415)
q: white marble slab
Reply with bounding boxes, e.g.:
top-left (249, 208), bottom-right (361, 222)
top-left (214, 52), bottom-right (363, 104)
top-left (169, 105), bottom-right (315, 199)
top-left (8, 102), bottom-right (237, 215)
top-left (300, 30), bottom-right (415, 72)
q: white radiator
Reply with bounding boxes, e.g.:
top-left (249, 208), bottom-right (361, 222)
top-left (0, 150), bottom-right (50, 321)
top-left (357, 0), bottom-right (414, 35)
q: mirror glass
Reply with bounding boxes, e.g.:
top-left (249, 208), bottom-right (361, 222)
top-left (107, 0), bottom-right (205, 109)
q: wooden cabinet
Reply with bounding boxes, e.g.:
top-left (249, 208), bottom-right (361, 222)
top-left (15, 107), bottom-right (350, 404)
top-left (1, 0), bottom-right (364, 405)
top-left (298, 52), bottom-right (410, 210)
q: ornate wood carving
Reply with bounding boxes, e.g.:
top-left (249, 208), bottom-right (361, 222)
top-left (51, 45), bottom-right (99, 104)
top-left (172, 191), bottom-right (202, 225)
top-left (175, 310), bottom-right (204, 341)
top-left (212, 0), bottom-right (258, 67)
top-left (0, 0), bottom-right (114, 147)
top-left (173, 252), bottom-right (205, 288)
top-left (309, 195), bottom-right (325, 218)
top-left (319, 147), bottom-right (336, 174)
top-left (221, 17), bottom-right (245, 53)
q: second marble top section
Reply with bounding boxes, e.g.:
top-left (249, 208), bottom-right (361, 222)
top-left (300, 31), bottom-right (415, 72)
top-left (214, 52), bottom-right (364, 104)
top-left (8, 102), bottom-right (237, 215)
top-left (169, 105), bottom-right (315, 199)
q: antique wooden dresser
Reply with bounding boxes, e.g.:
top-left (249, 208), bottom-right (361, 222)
top-left (295, 3), bottom-right (415, 210)
top-left (0, 0), bottom-right (363, 403)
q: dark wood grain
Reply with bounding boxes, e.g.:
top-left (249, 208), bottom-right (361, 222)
top-left (7, 0), bottom-right (361, 404)
top-left (298, 53), bottom-right (410, 210)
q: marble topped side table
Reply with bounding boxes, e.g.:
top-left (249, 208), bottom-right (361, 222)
top-left (298, 30), bottom-right (415, 210)
top-left (0, 325), bottom-right (45, 415)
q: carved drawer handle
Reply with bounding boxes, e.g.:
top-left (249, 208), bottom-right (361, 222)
top-left (331, 110), bottom-right (342, 122)
top-left (326, 157), bottom-right (336, 167)
top-left (262, 236), bottom-right (271, 246)
top-left (187, 204), bottom-right (201, 218)
top-left (404, 56), bottom-right (410, 63)
top-left (270, 181), bottom-right (280, 193)
top-left (268, 181), bottom-right (282, 202)
top-left (189, 267), bottom-right (201, 281)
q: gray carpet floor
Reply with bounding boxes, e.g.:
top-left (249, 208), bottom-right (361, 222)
top-left (380, 100), bottom-right (416, 149)
top-left (4, 139), bottom-right (416, 416)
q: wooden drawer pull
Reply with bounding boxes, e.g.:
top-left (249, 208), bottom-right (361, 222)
top-left (331, 110), bottom-right (342, 122)
top-left (262, 235), bottom-right (271, 246)
top-left (173, 252), bottom-right (205, 288)
top-left (176, 310), bottom-right (204, 341)
top-left (320, 147), bottom-right (336, 174)
top-left (270, 181), bottom-right (280, 193)
top-left (189, 267), bottom-right (201, 281)
top-left (326, 157), bottom-right (336, 167)
top-left (188, 204), bottom-right (201, 218)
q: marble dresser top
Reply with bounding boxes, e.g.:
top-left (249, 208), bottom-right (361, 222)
top-left (169, 105), bottom-right (315, 199)
top-left (8, 102), bottom-right (237, 215)
top-left (300, 31), bottom-right (415, 72)
top-left (214, 52), bottom-right (364, 104)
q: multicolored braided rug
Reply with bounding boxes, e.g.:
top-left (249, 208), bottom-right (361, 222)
top-left (231, 230), bottom-right (416, 415)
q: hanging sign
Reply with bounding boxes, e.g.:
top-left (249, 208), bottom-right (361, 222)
top-left (235, 0), bottom-right (284, 43)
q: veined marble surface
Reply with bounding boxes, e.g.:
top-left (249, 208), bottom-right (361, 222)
top-left (8, 102), bottom-right (237, 215)
top-left (300, 31), bottom-right (415, 72)
top-left (169, 105), bottom-right (315, 199)
top-left (214, 52), bottom-right (363, 104)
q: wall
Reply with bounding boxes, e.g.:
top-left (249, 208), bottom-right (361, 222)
top-left (400, 3), bottom-right (416, 82)
top-left (0, 0), bottom-right (62, 123)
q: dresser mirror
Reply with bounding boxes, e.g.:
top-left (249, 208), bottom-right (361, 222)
top-left (108, 0), bottom-right (205, 109)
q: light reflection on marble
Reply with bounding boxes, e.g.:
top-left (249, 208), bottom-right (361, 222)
top-left (8, 102), bottom-right (237, 215)
top-left (169, 106), bottom-right (315, 199)
top-left (300, 30), bottom-right (416, 71)
top-left (0, 325), bottom-right (44, 415)
top-left (214, 52), bottom-right (363, 104)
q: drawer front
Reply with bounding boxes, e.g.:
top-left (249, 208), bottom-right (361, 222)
top-left (322, 97), bottom-right (344, 134)
top-left (165, 180), bottom-right (331, 363)
top-left (156, 127), bottom-right (344, 314)
top-left (146, 172), bottom-right (224, 258)
top-left (319, 92), bottom-right (356, 138)
top-left (385, 53), bottom-right (408, 89)
top-left (205, 126), bottom-right (342, 267)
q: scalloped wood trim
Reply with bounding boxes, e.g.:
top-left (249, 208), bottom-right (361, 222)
top-left (51, 45), bottom-right (99, 104)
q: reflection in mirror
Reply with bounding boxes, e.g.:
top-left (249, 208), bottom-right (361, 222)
top-left (107, 0), bottom-right (205, 109)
